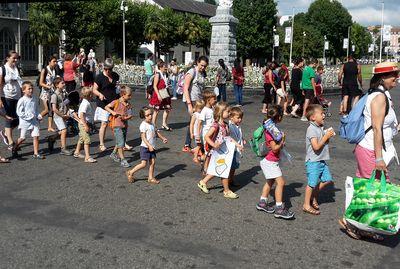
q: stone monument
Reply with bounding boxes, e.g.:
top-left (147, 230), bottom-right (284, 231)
top-left (209, 0), bottom-right (239, 67)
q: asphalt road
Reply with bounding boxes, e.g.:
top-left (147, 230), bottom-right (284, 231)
top-left (1, 85), bottom-right (400, 269)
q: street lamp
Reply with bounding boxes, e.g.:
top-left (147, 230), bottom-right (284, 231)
top-left (302, 31), bottom-right (306, 57)
top-left (120, 0), bottom-right (128, 66)
top-left (323, 35), bottom-right (327, 65)
top-left (272, 26), bottom-right (276, 61)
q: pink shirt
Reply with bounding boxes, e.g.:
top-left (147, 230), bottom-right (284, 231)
top-left (265, 131), bottom-right (280, 162)
top-left (63, 61), bottom-right (79, 82)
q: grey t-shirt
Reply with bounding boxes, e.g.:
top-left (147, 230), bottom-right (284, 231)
top-left (305, 122), bottom-right (330, 162)
top-left (187, 68), bottom-right (205, 102)
top-left (217, 66), bottom-right (228, 85)
top-left (50, 90), bottom-right (67, 114)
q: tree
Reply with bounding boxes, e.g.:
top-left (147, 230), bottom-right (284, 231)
top-left (307, 0), bottom-right (352, 59)
top-left (233, 0), bottom-right (278, 60)
top-left (28, 3), bottom-right (60, 46)
top-left (178, 14), bottom-right (202, 53)
top-left (350, 22), bottom-right (372, 59)
top-left (193, 16), bottom-right (212, 55)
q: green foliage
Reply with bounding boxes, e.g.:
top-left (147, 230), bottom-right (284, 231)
top-left (28, 3), bottom-right (60, 46)
top-left (307, 0), bottom-right (352, 58)
top-left (350, 23), bottom-right (373, 59)
top-left (233, 0), bottom-right (278, 60)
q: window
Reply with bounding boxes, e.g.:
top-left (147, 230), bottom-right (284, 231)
top-left (0, 28), bottom-right (15, 61)
top-left (21, 32), bottom-right (37, 61)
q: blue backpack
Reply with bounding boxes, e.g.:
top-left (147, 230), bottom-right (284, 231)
top-left (339, 88), bottom-right (389, 146)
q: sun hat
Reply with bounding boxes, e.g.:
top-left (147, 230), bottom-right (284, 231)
top-left (372, 62), bottom-right (399, 75)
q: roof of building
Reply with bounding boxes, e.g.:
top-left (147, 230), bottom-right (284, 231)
top-left (153, 0), bottom-right (217, 17)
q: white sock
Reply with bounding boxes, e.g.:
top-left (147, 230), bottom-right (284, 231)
top-left (260, 196), bottom-right (267, 202)
top-left (276, 202), bottom-right (283, 206)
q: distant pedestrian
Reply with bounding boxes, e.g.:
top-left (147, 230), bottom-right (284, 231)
top-left (300, 58), bottom-right (318, 121)
top-left (169, 59), bottom-right (179, 100)
top-left (232, 58), bottom-right (244, 106)
top-left (261, 62), bottom-right (277, 114)
top-left (216, 59), bottom-right (230, 102)
top-left (289, 58), bottom-right (304, 118)
top-left (39, 56), bottom-right (57, 132)
top-left (338, 55), bottom-right (363, 114)
top-left (144, 53), bottom-right (154, 97)
top-left (63, 54), bottom-right (79, 94)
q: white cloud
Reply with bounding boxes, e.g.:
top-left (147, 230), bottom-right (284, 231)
top-left (277, 0), bottom-right (400, 26)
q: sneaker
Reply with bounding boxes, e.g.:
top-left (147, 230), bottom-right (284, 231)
top-left (171, 97), bottom-right (178, 100)
top-left (274, 204), bottom-right (295, 219)
top-left (32, 154), bottom-right (45, 160)
top-left (59, 148), bottom-right (73, 156)
top-left (182, 146), bottom-right (191, 153)
top-left (120, 159), bottom-right (131, 168)
top-left (47, 137), bottom-right (56, 152)
top-left (110, 152), bottom-right (120, 163)
top-left (0, 130), bottom-right (8, 145)
top-left (300, 116), bottom-right (308, 122)
top-left (223, 191), bottom-right (239, 199)
top-left (256, 201), bottom-right (275, 214)
top-left (197, 181), bottom-right (209, 194)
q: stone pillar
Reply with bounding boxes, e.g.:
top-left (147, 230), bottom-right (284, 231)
top-left (209, 6), bottom-right (239, 67)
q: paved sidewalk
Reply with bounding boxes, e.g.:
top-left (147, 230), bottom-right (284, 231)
top-left (0, 87), bottom-right (399, 268)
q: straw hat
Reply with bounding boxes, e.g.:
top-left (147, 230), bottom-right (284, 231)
top-left (372, 62), bottom-right (399, 75)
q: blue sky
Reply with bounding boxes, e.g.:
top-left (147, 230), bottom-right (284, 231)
top-left (277, 0), bottom-right (400, 26)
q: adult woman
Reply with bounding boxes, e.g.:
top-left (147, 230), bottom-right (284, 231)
top-left (39, 56), bottom-right (57, 132)
top-left (216, 59), bottom-right (229, 102)
top-left (92, 58), bottom-right (120, 152)
top-left (232, 58), bottom-right (244, 106)
top-left (182, 56), bottom-right (208, 152)
top-left (168, 59), bottom-right (179, 100)
top-left (289, 58), bottom-right (304, 118)
top-left (339, 62), bottom-right (399, 241)
top-left (149, 61), bottom-right (172, 130)
top-left (261, 62), bottom-right (277, 114)
top-left (63, 54), bottom-right (79, 94)
top-left (0, 51), bottom-right (23, 153)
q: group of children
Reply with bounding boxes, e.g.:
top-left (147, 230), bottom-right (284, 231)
top-left (4, 77), bottom-right (336, 221)
top-left (184, 88), bottom-right (335, 220)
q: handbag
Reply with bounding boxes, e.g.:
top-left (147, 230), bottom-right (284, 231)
top-left (158, 88), bottom-right (170, 99)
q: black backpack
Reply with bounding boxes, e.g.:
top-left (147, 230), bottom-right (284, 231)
top-left (36, 67), bottom-right (48, 88)
top-left (1, 65), bottom-right (5, 85)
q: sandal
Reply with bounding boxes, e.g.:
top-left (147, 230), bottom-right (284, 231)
top-left (123, 144), bottom-right (133, 151)
top-left (312, 200), bottom-right (320, 210)
top-left (162, 125), bottom-right (172, 131)
top-left (126, 171), bottom-right (134, 183)
top-left (73, 153), bottom-right (85, 159)
top-left (0, 156), bottom-right (10, 163)
top-left (338, 218), bottom-right (361, 240)
top-left (99, 144), bottom-right (107, 152)
top-left (303, 206), bottom-right (320, 215)
top-left (85, 157), bottom-right (97, 163)
top-left (148, 178), bottom-right (160, 184)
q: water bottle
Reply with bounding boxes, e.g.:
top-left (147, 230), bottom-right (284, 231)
top-left (281, 148), bottom-right (294, 165)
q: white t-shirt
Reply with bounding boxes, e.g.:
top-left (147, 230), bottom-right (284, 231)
top-left (0, 63), bottom-right (22, 100)
top-left (78, 99), bottom-right (94, 123)
top-left (140, 121), bottom-right (156, 148)
top-left (359, 89), bottom-right (397, 151)
top-left (199, 106), bottom-right (214, 138)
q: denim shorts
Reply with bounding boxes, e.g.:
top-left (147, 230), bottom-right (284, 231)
top-left (305, 161), bottom-right (333, 188)
top-left (114, 127), bottom-right (127, 148)
top-left (231, 151), bottom-right (240, 170)
top-left (140, 146), bottom-right (156, 161)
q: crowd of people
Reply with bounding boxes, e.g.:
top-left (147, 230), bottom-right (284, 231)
top-left (0, 49), bottom-right (399, 241)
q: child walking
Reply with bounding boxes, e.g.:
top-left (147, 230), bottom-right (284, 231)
top-left (105, 85), bottom-right (133, 168)
top-left (228, 106), bottom-right (245, 186)
top-left (126, 107), bottom-right (168, 184)
top-left (74, 87), bottom-right (96, 163)
top-left (197, 102), bottom-right (242, 199)
top-left (48, 77), bottom-right (72, 155)
top-left (15, 81), bottom-right (45, 159)
top-left (256, 105), bottom-right (294, 219)
top-left (303, 104), bottom-right (335, 215)
top-left (198, 90), bottom-right (217, 171)
top-left (190, 99), bottom-right (205, 164)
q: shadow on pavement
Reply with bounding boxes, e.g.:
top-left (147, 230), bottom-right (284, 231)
top-left (156, 164), bottom-right (187, 180)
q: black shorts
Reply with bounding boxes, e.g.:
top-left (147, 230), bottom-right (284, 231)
top-left (342, 84), bottom-right (362, 97)
top-left (65, 80), bottom-right (77, 94)
top-left (303, 89), bottom-right (315, 100)
top-left (290, 85), bottom-right (304, 105)
top-left (1, 97), bottom-right (19, 128)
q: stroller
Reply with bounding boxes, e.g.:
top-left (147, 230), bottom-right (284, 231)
top-left (314, 84), bottom-right (332, 117)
